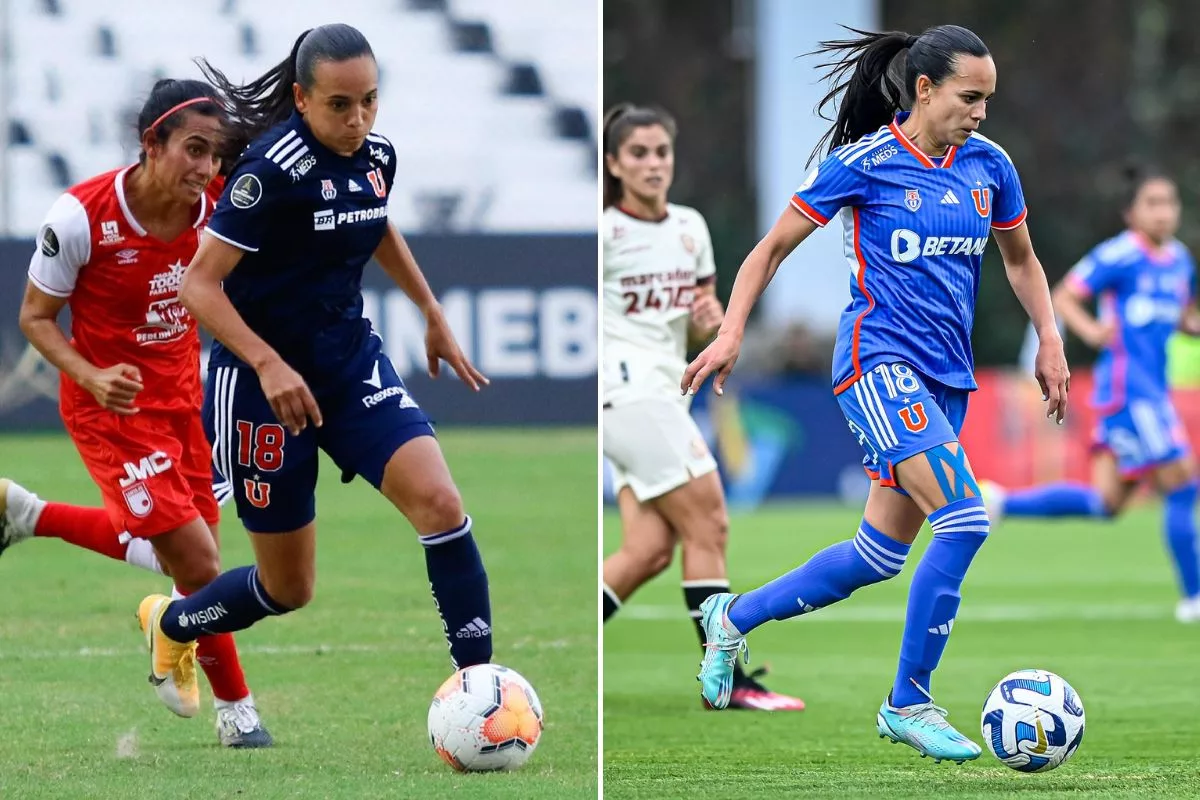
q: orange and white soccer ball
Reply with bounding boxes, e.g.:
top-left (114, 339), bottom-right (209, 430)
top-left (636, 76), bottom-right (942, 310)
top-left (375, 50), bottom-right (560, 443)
top-left (428, 664), bottom-right (544, 771)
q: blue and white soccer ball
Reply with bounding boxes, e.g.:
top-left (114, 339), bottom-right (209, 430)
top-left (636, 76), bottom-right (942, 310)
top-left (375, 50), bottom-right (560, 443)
top-left (981, 669), bottom-right (1085, 772)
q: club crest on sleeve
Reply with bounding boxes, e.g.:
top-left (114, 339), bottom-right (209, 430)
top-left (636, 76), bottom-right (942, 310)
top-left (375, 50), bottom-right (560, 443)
top-left (230, 174), bottom-right (263, 209)
top-left (904, 188), bottom-right (922, 212)
top-left (321, 179), bottom-right (338, 201)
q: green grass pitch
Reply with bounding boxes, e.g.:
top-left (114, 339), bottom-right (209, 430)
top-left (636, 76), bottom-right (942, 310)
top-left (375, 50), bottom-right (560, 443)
top-left (603, 502), bottom-right (1200, 799)
top-left (0, 429), bottom-right (597, 800)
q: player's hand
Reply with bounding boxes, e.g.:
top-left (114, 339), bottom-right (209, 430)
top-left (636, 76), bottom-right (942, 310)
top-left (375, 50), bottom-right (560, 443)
top-left (1082, 320), bottom-right (1116, 349)
top-left (682, 331), bottom-right (742, 397)
top-left (257, 357), bottom-right (322, 435)
top-left (689, 294), bottom-right (724, 336)
top-left (1034, 335), bottom-right (1070, 425)
top-left (425, 308), bottom-right (489, 392)
top-left (84, 363), bottom-right (143, 415)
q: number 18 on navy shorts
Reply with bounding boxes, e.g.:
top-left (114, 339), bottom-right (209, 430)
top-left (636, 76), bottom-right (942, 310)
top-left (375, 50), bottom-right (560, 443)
top-left (835, 362), bottom-right (970, 488)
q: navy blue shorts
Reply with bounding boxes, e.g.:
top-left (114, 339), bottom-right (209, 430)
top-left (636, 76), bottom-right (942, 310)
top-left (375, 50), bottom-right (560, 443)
top-left (204, 344), bottom-right (434, 533)
top-left (836, 362), bottom-right (968, 490)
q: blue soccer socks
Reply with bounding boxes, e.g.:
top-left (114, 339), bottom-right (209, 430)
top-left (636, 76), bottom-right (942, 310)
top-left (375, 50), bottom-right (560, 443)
top-left (1164, 482), bottom-right (1200, 599)
top-left (728, 520), bottom-right (910, 634)
top-left (892, 497), bottom-right (988, 707)
top-left (160, 566), bottom-right (290, 641)
top-left (1003, 483), bottom-right (1108, 518)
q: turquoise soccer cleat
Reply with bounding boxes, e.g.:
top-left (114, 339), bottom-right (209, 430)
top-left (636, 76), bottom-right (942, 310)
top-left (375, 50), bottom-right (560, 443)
top-left (696, 593), bottom-right (748, 709)
top-left (876, 691), bottom-right (982, 764)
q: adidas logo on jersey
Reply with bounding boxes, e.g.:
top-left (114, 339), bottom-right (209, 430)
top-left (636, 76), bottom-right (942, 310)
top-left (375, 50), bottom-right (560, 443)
top-left (940, 189), bottom-right (960, 205)
top-left (348, 178), bottom-right (363, 192)
top-left (455, 617), bottom-right (491, 638)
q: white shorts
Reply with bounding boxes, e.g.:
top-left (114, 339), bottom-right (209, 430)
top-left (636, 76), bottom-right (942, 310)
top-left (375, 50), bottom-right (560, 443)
top-left (603, 395), bottom-right (718, 502)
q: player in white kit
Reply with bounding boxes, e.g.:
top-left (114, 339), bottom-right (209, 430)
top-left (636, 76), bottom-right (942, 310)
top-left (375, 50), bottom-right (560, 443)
top-left (601, 104), bottom-right (804, 711)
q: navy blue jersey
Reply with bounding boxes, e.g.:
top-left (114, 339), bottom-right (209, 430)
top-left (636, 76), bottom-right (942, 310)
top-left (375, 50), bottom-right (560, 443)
top-left (205, 111), bottom-right (398, 382)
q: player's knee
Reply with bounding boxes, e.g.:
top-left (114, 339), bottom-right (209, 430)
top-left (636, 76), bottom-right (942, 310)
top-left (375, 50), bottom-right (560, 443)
top-left (625, 538), bottom-right (674, 578)
top-left (685, 506), bottom-right (728, 553)
top-left (168, 552), bottom-right (221, 593)
top-left (412, 482), bottom-right (466, 533)
top-left (265, 576), bottom-right (316, 610)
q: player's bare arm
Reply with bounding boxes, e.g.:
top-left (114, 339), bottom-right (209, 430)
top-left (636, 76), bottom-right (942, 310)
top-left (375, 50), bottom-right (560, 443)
top-left (687, 283), bottom-right (724, 344)
top-left (994, 222), bottom-right (1070, 422)
top-left (18, 282), bottom-right (143, 414)
top-left (181, 234), bottom-right (322, 434)
top-left (373, 225), bottom-right (488, 391)
top-left (1051, 279), bottom-right (1115, 349)
top-left (682, 207), bottom-right (817, 396)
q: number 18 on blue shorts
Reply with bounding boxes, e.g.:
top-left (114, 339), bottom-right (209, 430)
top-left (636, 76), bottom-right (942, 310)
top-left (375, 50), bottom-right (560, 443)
top-left (835, 362), bottom-right (970, 488)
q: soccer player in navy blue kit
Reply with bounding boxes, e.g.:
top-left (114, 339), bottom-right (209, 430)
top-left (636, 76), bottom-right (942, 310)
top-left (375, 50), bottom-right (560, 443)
top-left (683, 25), bottom-right (1070, 763)
top-left (983, 169), bottom-right (1200, 621)
top-left (133, 24), bottom-right (493, 708)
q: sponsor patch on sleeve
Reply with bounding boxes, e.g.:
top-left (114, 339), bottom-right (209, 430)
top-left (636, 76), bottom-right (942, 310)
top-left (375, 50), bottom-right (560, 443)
top-left (230, 174), bottom-right (263, 209)
top-left (40, 226), bottom-right (60, 257)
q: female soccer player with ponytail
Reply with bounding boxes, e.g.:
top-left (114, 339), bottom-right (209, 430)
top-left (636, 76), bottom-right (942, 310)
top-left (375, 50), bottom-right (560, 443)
top-left (602, 103), bottom-right (803, 711)
top-left (130, 24), bottom-right (492, 712)
top-left (2, 79), bottom-right (272, 746)
top-left (983, 168), bottom-right (1200, 622)
top-left (684, 25), bottom-right (1069, 762)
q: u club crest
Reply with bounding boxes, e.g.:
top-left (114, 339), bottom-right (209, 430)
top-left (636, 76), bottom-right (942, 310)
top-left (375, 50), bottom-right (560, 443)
top-left (904, 188), bottom-right (922, 212)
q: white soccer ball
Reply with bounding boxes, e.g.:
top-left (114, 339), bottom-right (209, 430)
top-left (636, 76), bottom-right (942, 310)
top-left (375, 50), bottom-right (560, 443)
top-left (981, 668), bottom-right (1085, 772)
top-left (427, 663), bottom-right (544, 772)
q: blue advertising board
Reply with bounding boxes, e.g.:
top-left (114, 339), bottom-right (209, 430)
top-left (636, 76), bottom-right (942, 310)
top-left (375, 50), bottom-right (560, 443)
top-left (0, 234), bottom-right (597, 429)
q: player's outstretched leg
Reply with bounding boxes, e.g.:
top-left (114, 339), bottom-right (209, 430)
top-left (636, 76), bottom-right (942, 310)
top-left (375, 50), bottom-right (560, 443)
top-left (980, 479), bottom-right (1108, 525)
top-left (882, 445), bottom-right (987, 764)
top-left (0, 479), bottom-right (162, 573)
top-left (696, 517), bottom-right (911, 708)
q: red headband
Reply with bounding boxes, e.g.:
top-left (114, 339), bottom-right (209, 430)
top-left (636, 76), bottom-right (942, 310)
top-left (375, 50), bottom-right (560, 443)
top-left (149, 96), bottom-right (216, 131)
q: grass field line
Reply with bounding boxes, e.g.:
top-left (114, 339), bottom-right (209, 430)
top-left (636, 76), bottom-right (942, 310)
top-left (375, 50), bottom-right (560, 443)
top-left (0, 637), bottom-right (574, 662)
top-left (620, 601), bottom-right (1173, 623)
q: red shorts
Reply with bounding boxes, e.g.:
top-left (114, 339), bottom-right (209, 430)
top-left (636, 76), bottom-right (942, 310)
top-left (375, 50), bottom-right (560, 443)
top-left (63, 408), bottom-right (219, 538)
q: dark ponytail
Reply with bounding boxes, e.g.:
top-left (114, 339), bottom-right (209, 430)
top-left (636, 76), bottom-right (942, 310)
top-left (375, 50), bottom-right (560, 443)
top-left (197, 23), bottom-right (374, 157)
top-left (602, 103), bottom-right (677, 208)
top-left (808, 24), bottom-right (989, 164)
top-left (136, 78), bottom-right (227, 166)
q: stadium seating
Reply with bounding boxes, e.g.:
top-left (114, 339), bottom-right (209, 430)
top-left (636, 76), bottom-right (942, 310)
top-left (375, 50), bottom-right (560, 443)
top-left (3, 0), bottom-right (596, 234)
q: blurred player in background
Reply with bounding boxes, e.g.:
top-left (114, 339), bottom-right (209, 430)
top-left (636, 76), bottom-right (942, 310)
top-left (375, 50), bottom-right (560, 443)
top-left (982, 168), bottom-right (1200, 621)
top-left (601, 103), bottom-right (804, 711)
top-left (0, 79), bottom-right (272, 746)
top-left (131, 24), bottom-right (493, 709)
top-left (682, 25), bottom-right (1069, 762)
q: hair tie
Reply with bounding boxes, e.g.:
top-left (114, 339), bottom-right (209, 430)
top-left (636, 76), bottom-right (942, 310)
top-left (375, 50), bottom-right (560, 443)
top-left (906, 35), bottom-right (919, 48)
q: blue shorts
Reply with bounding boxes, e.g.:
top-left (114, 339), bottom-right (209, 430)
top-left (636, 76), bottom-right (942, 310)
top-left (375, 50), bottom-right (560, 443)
top-left (1093, 397), bottom-right (1190, 479)
top-left (203, 341), bottom-right (434, 533)
top-left (835, 362), bottom-right (968, 489)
